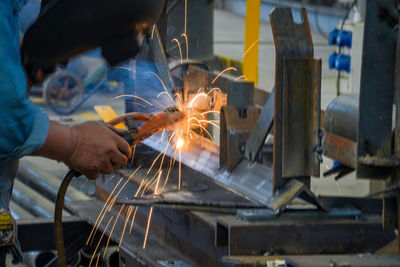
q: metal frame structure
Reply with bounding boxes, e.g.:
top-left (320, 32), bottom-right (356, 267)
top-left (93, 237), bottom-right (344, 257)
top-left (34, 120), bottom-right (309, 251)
top-left (16, 1), bottom-right (400, 266)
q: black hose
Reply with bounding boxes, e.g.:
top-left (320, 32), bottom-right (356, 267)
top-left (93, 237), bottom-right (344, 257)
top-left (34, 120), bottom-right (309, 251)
top-left (55, 118), bottom-right (135, 266)
top-left (55, 169), bottom-right (80, 267)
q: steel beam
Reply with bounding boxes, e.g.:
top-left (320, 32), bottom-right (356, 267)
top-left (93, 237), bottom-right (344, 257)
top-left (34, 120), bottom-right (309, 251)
top-left (215, 214), bottom-right (395, 256)
top-left (357, 0), bottom-right (398, 179)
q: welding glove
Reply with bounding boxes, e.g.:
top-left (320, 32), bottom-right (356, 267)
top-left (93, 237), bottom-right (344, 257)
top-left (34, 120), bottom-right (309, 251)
top-left (33, 121), bottom-right (131, 179)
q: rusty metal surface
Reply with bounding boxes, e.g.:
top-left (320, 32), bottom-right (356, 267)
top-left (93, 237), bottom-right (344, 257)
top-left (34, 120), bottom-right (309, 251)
top-left (220, 106), bottom-right (259, 172)
top-left (270, 7), bottom-right (316, 191)
top-left (282, 58), bottom-right (321, 178)
top-left (220, 81), bottom-right (259, 172)
top-left (178, 65), bottom-right (269, 108)
top-left (357, 0), bottom-right (397, 179)
top-left (215, 214), bottom-right (395, 256)
top-left (324, 132), bottom-right (357, 169)
top-left (227, 81), bottom-right (254, 110)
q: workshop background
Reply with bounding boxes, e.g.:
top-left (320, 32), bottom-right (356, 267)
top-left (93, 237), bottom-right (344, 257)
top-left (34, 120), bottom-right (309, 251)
top-left (10, 0), bottom-right (400, 266)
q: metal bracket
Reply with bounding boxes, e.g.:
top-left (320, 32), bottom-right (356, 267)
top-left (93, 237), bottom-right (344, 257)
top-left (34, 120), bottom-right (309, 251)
top-left (220, 106), bottom-right (260, 172)
top-left (266, 179), bottom-right (327, 213)
top-left (220, 82), bottom-right (259, 172)
top-left (270, 7), bottom-right (321, 191)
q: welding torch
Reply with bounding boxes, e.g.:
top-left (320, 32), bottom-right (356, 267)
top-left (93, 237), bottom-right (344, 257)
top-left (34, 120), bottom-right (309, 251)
top-left (55, 110), bottom-right (184, 267)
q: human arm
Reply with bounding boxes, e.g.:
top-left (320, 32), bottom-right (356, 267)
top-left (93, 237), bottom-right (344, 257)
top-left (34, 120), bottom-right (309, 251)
top-left (32, 121), bottom-right (131, 179)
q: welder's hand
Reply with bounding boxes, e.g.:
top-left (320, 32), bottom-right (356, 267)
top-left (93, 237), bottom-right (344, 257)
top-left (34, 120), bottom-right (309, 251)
top-left (64, 121), bottom-right (132, 179)
top-left (32, 121), bottom-right (131, 179)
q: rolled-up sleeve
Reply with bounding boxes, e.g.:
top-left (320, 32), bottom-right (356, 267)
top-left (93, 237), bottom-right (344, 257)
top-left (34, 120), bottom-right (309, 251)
top-left (0, 0), bottom-right (49, 160)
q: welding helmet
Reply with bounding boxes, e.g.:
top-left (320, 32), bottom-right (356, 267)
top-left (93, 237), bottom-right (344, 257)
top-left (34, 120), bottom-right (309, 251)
top-left (21, 0), bottom-right (166, 71)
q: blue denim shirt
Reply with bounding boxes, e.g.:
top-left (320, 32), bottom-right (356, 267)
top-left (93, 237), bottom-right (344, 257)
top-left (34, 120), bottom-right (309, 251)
top-left (0, 0), bottom-right (49, 160)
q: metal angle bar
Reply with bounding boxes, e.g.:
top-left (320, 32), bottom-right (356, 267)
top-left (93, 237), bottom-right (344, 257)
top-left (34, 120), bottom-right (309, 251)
top-left (266, 179), bottom-right (326, 212)
top-left (270, 7), bottom-right (314, 192)
top-left (216, 214), bottom-right (395, 256)
top-left (280, 58), bottom-right (321, 178)
top-left (142, 134), bottom-right (273, 206)
top-left (245, 89), bottom-right (275, 163)
top-left (116, 198), bottom-right (263, 210)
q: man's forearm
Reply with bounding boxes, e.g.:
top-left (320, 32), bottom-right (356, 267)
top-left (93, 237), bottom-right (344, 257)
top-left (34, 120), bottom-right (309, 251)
top-left (31, 121), bottom-right (75, 162)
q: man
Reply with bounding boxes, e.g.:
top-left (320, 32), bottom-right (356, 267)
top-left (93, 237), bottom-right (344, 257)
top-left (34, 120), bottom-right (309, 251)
top-left (0, 0), bottom-right (134, 264)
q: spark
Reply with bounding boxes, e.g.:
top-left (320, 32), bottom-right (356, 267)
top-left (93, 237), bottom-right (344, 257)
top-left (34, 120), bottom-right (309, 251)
top-left (242, 38), bottom-right (260, 58)
top-left (151, 25), bottom-right (155, 39)
top-left (89, 216), bottom-right (113, 267)
top-left (113, 66), bottom-right (136, 73)
top-left (139, 173), bottom-right (163, 250)
top-left (176, 137), bottom-right (185, 150)
top-left (129, 207), bottom-right (139, 234)
top-left (235, 75), bottom-right (248, 81)
top-left (163, 157), bottom-right (176, 188)
top-left (95, 253), bottom-right (101, 267)
top-left (174, 92), bottom-right (183, 102)
top-left (184, 0), bottom-right (187, 34)
top-left (100, 175), bottom-right (115, 188)
top-left (80, 179), bottom-right (89, 189)
top-left (181, 33), bottom-right (189, 60)
top-left (212, 67), bottom-right (237, 84)
top-left (187, 93), bottom-right (208, 108)
top-left (172, 38), bottom-right (183, 63)
top-left (108, 166), bottom-right (142, 211)
top-left (199, 119), bottom-right (220, 129)
top-left (154, 171), bottom-right (162, 195)
top-left (157, 91), bottom-right (172, 99)
top-left (119, 206), bottom-right (134, 247)
top-left (178, 149), bottom-right (182, 190)
top-left (87, 177), bottom-right (124, 245)
top-left (127, 180), bottom-right (145, 235)
top-left (143, 207), bottom-right (154, 249)
top-left (207, 87), bottom-right (222, 95)
top-left (147, 140), bottom-right (171, 174)
top-left (191, 124), bottom-right (214, 141)
top-left (115, 95), bottom-right (153, 106)
top-left (103, 204), bottom-right (124, 257)
top-left (120, 101), bottom-right (146, 108)
top-left (200, 110), bottom-right (221, 116)
top-left (158, 129), bottom-right (166, 145)
top-left (147, 71), bottom-right (174, 103)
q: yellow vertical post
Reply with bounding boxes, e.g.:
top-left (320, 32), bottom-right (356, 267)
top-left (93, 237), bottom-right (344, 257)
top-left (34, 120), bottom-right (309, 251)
top-left (243, 0), bottom-right (261, 86)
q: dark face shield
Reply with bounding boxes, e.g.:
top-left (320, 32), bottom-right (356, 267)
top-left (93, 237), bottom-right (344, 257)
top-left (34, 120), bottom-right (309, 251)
top-left (21, 0), bottom-right (166, 69)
